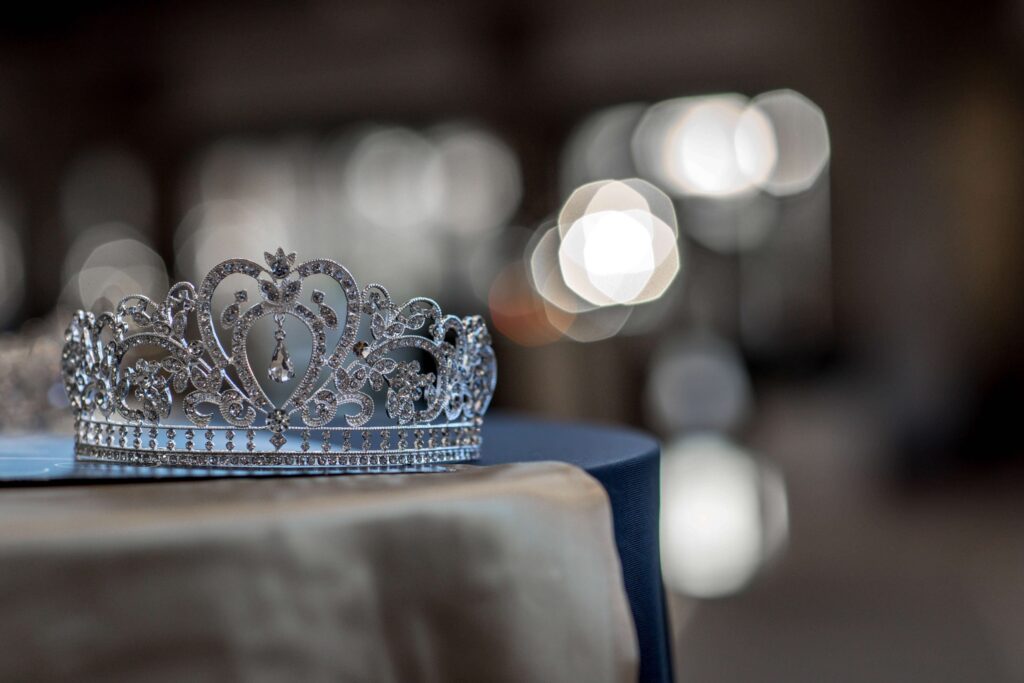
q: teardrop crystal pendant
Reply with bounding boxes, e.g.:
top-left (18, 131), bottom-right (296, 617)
top-left (268, 315), bottom-right (295, 383)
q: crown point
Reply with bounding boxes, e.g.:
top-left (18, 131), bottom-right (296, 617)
top-left (265, 247), bottom-right (294, 278)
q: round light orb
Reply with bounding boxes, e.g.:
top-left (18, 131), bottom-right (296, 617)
top-left (174, 200), bottom-right (289, 282)
top-left (749, 89), bottom-right (830, 195)
top-left (432, 124), bottom-right (521, 235)
top-left (197, 139), bottom-right (300, 210)
top-left (661, 434), bottom-right (788, 599)
top-left (559, 208), bottom-right (678, 306)
top-left (560, 178), bottom-right (679, 238)
top-left (64, 223), bottom-right (167, 310)
top-left (556, 179), bottom-right (681, 307)
top-left (645, 334), bottom-right (752, 434)
top-left (584, 210), bottom-right (652, 299)
top-left (734, 104), bottom-right (778, 187)
top-left (343, 126), bottom-right (445, 232)
top-left (634, 95), bottom-right (776, 198)
top-left (527, 225), bottom-right (634, 342)
top-left (529, 225), bottom-right (598, 314)
top-left (488, 261), bottom-right (565, 346)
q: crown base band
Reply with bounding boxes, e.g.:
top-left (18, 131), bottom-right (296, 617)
top-left (74, 443), bottom-right (480, 470)
top-left (74, 417), bottom-right (482, 469)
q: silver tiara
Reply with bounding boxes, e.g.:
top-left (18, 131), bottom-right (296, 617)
top-left (61, 248), bottom-right (496, 470)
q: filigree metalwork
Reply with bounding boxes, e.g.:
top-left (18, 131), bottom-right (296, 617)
top-left (62, 248), bottom-right (496, 469)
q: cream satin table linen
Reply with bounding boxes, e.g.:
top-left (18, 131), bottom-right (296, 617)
top-left (0, 462), bottom-right (638, 682)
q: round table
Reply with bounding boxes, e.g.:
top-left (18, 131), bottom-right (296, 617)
top-left (0, 414), bottom-right (670, 682)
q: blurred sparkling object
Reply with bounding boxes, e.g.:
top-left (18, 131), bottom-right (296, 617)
top-left (645, 334), bottom-right (752, 434)
top-left (661, 434), bottom-right (788, 598)
top-left (60, 148), bottom-right (155, 233)
top-left (62, 223), bottom-right (167, 310)
top-left (633, 95), bottom-right (776, 198)
top-left (433, 124), bottom-right (522, 235)
top-left (749, 89), bottom-right (830, 196)
top-left (0, 315), bottom-right (71, 432)
top-left (343, 126), bottom-right (445, 232)
top-left (560, 104), bottom-right (645, 197)
top-left (556, 179), bottom-right (681, 306)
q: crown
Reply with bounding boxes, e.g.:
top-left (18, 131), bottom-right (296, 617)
top-left (61, 248), bottom-right (496, 470)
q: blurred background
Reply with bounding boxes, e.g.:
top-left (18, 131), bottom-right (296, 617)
top-left (0, 1), bottom-right (1023, 680)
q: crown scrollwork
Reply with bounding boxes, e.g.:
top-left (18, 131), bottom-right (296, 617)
top-left (62, 248), bottom-right (496, 469)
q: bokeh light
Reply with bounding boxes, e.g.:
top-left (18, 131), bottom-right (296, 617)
top-left (488, 261), bottom-right (567, 346)
top-left (526, 224), bottom-right (635, 342)
top-left (661, 434), bottom-right (788, 598)
top-left (343, 126), bottom-right (445, 232)
top-left (645, 334), bottom-right (752, 434)
top-left (633, 95), bottom-right (777, 198)
top-left (432, 124), bottom-right (522, 235)
top-left (749, 89), bottom-right (830, 196)
top-left (564, 209), bottom-right (658, 303)
top-left (175, 200), bottom-right (290, 282)
top-left (556, 179), bottom-right (681, 307)
top-left (529, 225), bottom-right (598, 314)
top-left (62, 223), bottom-right (167, 310)
top-left (553, 305), bottom-right (632, 343)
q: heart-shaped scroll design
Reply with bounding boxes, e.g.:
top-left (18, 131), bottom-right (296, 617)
top-left (62, 246), bottom-right (497, 461)
top-left (195, 251), bottom-right (362, 422)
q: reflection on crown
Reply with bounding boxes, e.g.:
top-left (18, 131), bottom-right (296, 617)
top-left (62, 248), bottom-right (496, 470)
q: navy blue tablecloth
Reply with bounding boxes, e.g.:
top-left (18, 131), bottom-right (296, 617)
top-left (482, 416), bottom-right (672, 683)
top-left (0, 415), bottom-right (672, 682)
